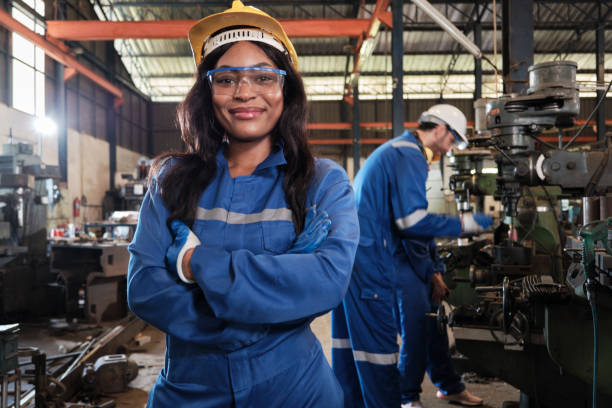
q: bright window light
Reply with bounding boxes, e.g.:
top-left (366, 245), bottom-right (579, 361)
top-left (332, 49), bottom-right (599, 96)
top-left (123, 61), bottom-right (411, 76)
top-left (12, 59), bottom-right (35, 115)
top-left (11, 1), bottom-right (45, 117)
top-left (34, 116), bottom-right (57, 136)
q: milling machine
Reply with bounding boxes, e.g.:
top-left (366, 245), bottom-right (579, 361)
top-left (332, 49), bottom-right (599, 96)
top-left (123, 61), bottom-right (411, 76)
top-left (441, 61), bottom-right (612, 407)
top-left (0, 143), bottom-right (63, 321)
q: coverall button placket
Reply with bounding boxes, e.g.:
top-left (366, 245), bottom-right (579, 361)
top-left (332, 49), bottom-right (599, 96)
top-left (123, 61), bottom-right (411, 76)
top-left (227, 348), bottom-right (252, 400)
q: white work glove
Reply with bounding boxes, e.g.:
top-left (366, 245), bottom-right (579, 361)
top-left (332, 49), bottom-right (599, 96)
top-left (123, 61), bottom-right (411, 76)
top-left (461, 212), bottom-right (493, 234)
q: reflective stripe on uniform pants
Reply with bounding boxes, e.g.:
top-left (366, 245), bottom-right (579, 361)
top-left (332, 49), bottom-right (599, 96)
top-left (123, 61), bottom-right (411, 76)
top-left (332, 337), bottom-right (399, 365)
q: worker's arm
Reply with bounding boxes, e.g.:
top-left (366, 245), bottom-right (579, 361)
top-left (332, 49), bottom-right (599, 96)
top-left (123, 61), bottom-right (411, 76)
top-left (188, 160), bottom-right (359, 324)
top-left (128, 160), bottom-right (359, 339)
top-left (127, 174), bottom-right (222, 345)
top-left (390, 150), bottom-right (462, 238)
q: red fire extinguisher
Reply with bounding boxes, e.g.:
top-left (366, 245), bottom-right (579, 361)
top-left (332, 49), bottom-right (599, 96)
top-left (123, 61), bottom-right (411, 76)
top-left (73, 197), bottom-right (81, 217)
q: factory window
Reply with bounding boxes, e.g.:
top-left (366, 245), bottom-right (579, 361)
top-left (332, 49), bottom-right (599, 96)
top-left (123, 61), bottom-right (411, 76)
top-left (11, 0), bottom-right (45, 117)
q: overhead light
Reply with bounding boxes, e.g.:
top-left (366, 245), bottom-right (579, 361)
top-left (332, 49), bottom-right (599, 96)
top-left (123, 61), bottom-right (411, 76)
top-left (411, 0), bottom-right (482, 59)
top-left (368, 17), bottom-right (381, 38)
top-left (348, 36), bottom-right (380, 88)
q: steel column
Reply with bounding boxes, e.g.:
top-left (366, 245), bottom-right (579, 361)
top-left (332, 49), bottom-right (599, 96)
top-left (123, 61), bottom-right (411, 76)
top-left (391, 0), bottom-right (404, 138)
top-left (147, 100), bottom-right (153, 157)
top-left (595, 3), bottom-right (606, 143)
top-left (3, 0), bottom-right (10, 107)
top-left (56, 63), bottom-right (67, 182)
top-left (56, 2), bottom-right (67, 182)
top-left (107, 43), bottom-right (117, 190)
top-left (474, 4), bottom-right (483, 101)
top-left (502, 0), bottom-right (534, 94)
top-left (352, 83), bottom-right (360, 174)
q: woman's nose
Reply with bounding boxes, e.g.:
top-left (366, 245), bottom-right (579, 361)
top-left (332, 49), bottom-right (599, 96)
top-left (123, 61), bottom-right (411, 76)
top-left (233, 77), bottom-right (255, 99)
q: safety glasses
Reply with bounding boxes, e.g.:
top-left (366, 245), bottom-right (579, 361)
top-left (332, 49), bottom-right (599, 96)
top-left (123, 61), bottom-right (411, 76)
top-left (206, 66), bottom-right (286, 95)
top-left (447, 125), bottom-right (467, 150)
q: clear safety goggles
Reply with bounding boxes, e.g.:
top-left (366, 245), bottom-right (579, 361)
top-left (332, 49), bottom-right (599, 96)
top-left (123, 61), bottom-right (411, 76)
top-left (447, 125), bottom-right (468, 150)
top-left (206, 66), bottom-right (286, 95)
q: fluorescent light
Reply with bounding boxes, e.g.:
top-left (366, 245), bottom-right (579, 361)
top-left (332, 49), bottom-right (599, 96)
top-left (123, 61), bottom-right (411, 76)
top-left (411, 0), bottom-right (482, 59)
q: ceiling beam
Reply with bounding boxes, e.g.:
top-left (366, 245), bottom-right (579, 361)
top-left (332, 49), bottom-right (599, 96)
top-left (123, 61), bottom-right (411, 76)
top-left (345, 0), bottom-right (391, 102)
top-left (45, 19), bottom-right (608, 41)
top-left (46, 19), bottom-right (372, 41)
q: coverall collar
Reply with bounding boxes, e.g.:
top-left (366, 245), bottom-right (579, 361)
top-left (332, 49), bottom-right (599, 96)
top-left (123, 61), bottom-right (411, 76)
top-left (404, 130), bottom-right (433, 165)
top-left (216, 141), bottom-right (287, 173)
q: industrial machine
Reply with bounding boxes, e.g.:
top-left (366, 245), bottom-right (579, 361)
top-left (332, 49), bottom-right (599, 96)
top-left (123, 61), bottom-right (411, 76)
top-left (0, 143), bottom-right (63, 321)
top-left (442, 61), bottom-right (612, 407)
top-left (50, 243), bottom-right (129, 323)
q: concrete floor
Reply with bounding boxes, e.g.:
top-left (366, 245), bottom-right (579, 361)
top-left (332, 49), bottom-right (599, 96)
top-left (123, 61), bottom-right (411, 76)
top-left (311, 314), bottom-right (519, 408)
top-left (17, 313), bottom-right (519, 407)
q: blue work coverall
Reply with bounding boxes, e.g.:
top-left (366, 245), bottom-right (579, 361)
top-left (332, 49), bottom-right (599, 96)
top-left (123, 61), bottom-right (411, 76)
top-left (331, 130), bottom-right (462, 408)
top-left (395, 239), bottom-right (464, 404)
top-left (128, 145), bottom-right (359, 407)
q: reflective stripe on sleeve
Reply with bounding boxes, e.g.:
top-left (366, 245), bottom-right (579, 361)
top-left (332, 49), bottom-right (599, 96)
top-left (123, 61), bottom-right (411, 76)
top-left (196, 207), bottom-right (293, 224)
top-left (353, 350), bottom-right (399, 365)
top-left (331, 338), bottom-right (352, 349)
top-left (395, 209), bottom-right (428, 230)
top-left (391, 141), bottom-right (420, 150)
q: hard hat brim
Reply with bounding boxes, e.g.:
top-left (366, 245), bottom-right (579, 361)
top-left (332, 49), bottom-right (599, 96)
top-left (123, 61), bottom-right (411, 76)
top-left (189, 11), bottom-right (298, 70)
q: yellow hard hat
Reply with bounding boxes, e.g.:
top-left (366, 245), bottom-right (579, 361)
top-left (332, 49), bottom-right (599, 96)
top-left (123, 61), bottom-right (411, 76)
top-left (188, 0), bottom-right (298, 70)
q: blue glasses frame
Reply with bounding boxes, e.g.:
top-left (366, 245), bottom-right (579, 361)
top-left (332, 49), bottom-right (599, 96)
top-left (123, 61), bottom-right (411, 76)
top-left (446, 125), bottom-right (468, 149)
top-left (205, 66), bottom-right (287, 80)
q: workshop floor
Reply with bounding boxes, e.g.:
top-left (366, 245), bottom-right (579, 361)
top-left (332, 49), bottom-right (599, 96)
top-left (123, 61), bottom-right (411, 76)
top-left (18, 314), bottom-right (519, 408)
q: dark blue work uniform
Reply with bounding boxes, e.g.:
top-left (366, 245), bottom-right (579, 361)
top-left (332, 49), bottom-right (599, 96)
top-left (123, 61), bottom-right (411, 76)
top-left (331, 131), bottom-right (463, 407)
top-left (128, 145), bottom-right (359, 407)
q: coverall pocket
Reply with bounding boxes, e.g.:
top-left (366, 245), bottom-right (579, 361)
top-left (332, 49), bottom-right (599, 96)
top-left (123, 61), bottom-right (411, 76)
top-left (262, 222), bottom-right (296, 254)
top-left (359, 287), bottom-right (396, 336)
top-left (360, 287), bottom-right (392, 302)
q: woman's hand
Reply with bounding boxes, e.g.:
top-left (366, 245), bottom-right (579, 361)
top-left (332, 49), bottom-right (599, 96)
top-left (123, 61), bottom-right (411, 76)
top-left (166, 220), bottom-right (200, 283)
top-left (286, 206), bottom-right (331, 254)
top-left (181, 248), bottom-right (195, 281)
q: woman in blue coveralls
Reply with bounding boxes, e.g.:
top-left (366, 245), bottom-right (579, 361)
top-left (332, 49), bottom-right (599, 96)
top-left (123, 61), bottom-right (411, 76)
top-left (127, 1), bottom-right (359, 407)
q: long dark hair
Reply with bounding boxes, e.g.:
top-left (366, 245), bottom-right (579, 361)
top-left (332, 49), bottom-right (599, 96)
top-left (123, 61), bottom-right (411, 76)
top-left (149, 41), bottom-right (314, 233)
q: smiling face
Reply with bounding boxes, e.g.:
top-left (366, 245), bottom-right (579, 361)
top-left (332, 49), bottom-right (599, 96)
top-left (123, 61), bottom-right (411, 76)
top-left (211, 41), bottom-right (284, 144)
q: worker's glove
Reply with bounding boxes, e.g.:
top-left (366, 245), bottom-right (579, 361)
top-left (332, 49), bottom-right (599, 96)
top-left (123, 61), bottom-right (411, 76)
top-left (166, 220), bottom-right (200, 283)
top-left (461, 212), bottom-right (493, 234)
top-left (286, 207), bottom-right (331, 254)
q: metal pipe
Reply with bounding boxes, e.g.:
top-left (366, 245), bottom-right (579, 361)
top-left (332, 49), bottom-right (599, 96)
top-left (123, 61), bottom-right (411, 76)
top-left (411, 0), bottom-right (481, 58)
